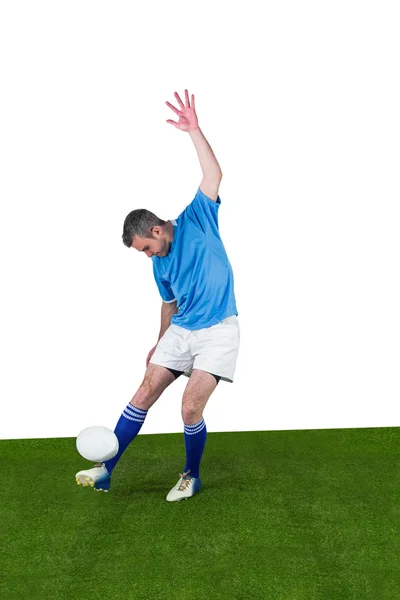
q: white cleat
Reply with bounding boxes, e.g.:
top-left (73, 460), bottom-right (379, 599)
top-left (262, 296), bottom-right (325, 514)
top-left (166, 470), bottom-right (202, 502)
top-left (75, 463), bottom-right (111, 491)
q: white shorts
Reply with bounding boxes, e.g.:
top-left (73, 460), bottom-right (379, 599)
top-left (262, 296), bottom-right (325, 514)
top-left (150, 315), bottom-right (240, 383)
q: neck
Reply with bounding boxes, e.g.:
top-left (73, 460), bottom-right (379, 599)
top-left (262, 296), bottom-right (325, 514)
top-left (166, 220), bottom-right (174, 242)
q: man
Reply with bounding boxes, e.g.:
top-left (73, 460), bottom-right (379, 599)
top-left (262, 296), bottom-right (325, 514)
top-left (76, 89), bottom-right (240, 502)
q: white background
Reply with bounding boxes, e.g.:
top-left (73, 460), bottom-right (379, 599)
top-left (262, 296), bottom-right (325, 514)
top-left (0, 1), bottom-right (399, 440)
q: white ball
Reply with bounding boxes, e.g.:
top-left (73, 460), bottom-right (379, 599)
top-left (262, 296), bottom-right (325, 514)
top-left (76, 426), bottom-right (119, 462)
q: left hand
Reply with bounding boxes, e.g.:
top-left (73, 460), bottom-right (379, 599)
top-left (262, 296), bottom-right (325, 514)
top-left (166, 89), bottom-right (199, 132)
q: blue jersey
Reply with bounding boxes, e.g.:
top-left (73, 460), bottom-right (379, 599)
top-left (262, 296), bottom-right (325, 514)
top-left (152, 187), bottom-right (238, 330)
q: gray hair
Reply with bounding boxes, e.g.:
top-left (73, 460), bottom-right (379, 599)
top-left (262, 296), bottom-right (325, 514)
top-left (122, 209), bottom-right (167, 248)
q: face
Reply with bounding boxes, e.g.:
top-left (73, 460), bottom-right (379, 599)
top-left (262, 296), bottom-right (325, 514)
top-left (131, 226), bottom-right (171, 258)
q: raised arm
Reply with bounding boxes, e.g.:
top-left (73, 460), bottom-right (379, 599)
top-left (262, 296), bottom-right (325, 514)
top-left (166, 89), bottom-right (223, 201)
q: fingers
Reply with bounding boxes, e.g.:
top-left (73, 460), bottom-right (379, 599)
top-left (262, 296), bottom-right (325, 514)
top-left (166, 90), bottom-right (195, 113)
top-left (175, 91), bottom-right (185, 108)
top-left (166, 119), bottom-right (179, 127)
top-left (165, 101), bottom-right (180, 116)
top-left (192, 94), bottom-right (195, 110)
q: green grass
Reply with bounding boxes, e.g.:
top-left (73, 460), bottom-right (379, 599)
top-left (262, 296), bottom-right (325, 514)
top-left (1, 427), bottom-right (399, 599)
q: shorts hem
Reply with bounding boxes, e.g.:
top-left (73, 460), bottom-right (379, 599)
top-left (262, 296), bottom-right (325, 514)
top-left (150, 361), bottom-right (234, 383)
top-left (192, 365), bottom-right (234, 383)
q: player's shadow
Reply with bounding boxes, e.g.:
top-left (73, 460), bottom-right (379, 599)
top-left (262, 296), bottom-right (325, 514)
top-left (112, 453), bottom-right (251, 496)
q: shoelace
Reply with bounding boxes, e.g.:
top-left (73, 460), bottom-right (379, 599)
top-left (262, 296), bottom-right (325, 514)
top-left (93, 463), bottom-right (105, 469)
top-left (177, 469), bottom-right (192, 491)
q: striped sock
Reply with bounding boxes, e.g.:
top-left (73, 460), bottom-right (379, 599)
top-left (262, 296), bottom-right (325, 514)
top-left (103, 404), bottom-right (148, 475)
top-left (183, 418), bottom-right (207, 479)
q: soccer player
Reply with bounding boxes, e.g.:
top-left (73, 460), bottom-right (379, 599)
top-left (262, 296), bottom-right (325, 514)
top-left (76, 89), bottom-right (240, 501)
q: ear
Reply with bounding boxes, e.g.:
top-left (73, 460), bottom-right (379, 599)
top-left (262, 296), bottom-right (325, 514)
top-left (151, 226), bottom-right (162, 237)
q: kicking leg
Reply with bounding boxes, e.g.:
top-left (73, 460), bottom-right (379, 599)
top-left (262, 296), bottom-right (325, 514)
top-left (76, 364), bottom-right (178, 491)
top-left (103, 364), bottom-right (178, 474)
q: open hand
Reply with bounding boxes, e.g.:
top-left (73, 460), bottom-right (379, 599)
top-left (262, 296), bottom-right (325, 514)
top-left (166, 89), bottom-right (199, 132)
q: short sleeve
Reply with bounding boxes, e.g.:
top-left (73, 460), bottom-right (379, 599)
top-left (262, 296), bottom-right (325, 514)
top-left (152, 260), bottom-right (176, 302)
top-left (184, 187), bottom-right (221, 235)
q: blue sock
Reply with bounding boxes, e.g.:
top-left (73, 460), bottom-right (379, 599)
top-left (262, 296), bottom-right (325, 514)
top-left (183, 418), bottom-right (207, 479)
top-left (103, 404), bottom-right (148, 475)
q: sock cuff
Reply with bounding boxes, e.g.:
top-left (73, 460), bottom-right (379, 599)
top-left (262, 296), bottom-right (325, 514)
top-left (122, 404), bottom-right (148, 423)
top-left (184, 418), bottom-right (206, 435)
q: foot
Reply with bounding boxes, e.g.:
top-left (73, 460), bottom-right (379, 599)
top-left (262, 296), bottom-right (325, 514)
top-left (75, 463), bottom-right (111, 492)
top-left (166, 470), bottom-right (202, 502)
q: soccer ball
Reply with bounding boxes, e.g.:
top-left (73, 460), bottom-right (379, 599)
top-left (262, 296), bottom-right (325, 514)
top-left (76, 426), bottom-right (119, 462)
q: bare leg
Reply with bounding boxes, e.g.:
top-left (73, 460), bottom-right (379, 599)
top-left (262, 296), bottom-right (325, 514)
top-left (132, 364), bottom-right (177, 410)
top-left (181, 369), bottom-right (218, 424)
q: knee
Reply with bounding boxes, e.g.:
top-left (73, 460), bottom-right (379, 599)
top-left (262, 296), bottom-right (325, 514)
top-left (132, 383), bottom-right (153, 411)
top-left (181, 403), bottom-right (201, 425)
